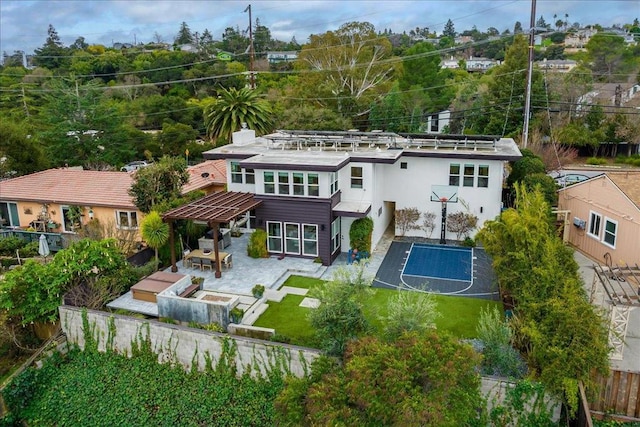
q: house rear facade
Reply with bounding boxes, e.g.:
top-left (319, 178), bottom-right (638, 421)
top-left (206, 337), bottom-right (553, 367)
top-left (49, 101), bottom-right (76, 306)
top-left (558, 172), bottom-right (640, 265)
top-left (204, 129), bottom-right (521, 265)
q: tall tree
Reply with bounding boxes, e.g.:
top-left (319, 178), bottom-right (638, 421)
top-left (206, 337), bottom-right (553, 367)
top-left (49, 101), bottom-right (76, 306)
top-left (443, 19), bottom-right (456, 38)
top-left (296, 21), bottom-right (395, 123)
top-left (128, 156), bottom-right (189, 213)
top-left (514, 21), bottom-right (523, 34)
top-left (175, 21), bottom-right (194, 45)
top-left (203, 87), bottom-right (273, 144)
top-left (584, 32), bottom-right (629, 81)
top-left (0, 120), bottom-right (49, 177)
top-left (33, 24), bottom-right (69, 70)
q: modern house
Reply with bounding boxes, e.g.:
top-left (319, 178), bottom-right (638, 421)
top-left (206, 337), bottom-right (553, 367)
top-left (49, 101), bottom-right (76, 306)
top-left (558, 171), bottom-right (640, 266)
top-left (425, 110), bottom-right (451, 134)
top-left (203, 128), bottom-right (521, 265)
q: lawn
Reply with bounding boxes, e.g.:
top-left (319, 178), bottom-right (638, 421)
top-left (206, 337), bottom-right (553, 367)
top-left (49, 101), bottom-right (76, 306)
top-left (253, 275), bottom-right (502, 346)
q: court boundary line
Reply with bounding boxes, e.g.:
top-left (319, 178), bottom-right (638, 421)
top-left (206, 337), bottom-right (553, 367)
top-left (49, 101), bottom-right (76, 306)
top-left (399, 243), bottom-right (476, 295)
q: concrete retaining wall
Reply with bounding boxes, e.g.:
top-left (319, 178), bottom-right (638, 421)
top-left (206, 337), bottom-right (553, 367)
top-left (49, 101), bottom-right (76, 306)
top-left (59, 306), bottom-right (320, 377)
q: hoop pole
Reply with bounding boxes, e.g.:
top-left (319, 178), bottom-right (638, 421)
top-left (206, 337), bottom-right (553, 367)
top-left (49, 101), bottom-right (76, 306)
top-left (440, 200), bottom-right (447, 244)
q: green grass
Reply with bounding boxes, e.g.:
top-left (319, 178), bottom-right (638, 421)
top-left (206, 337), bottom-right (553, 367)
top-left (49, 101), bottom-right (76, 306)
top-left (254, 276), bottom-right (502, 346)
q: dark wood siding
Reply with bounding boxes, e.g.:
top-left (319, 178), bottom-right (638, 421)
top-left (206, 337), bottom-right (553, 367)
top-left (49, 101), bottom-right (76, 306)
top-left (256, 196), bottom-right (334, 265)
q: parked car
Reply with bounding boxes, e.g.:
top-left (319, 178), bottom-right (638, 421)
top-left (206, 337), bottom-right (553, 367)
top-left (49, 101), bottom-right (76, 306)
top-left (550, 172), bottom-right (591, 187)
top-left (121, 161), bottom-right (151, 172)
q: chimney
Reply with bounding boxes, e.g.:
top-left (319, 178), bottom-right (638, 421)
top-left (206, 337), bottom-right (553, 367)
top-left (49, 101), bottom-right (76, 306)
top-left (231, 123), bottom-right (256, 146)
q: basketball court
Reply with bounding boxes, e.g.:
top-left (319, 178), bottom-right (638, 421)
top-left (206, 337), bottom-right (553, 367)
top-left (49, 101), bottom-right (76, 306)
top-left (372, 241), bottom-right (499, 300)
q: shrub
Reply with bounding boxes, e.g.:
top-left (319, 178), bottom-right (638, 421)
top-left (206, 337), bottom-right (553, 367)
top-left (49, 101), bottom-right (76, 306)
top-left (462, 237), bottom-right (476, 247)
top-left (476, 306), bottom-right (526, 378)
top-left (247, 229), bottom-right (268, 258)
top-left (380, 291), bottom-right (439, 340)
top-left (349, 217), bottom-right (373, 253)
top-left (0, 236), bottom-right (26, 256)
top-left (252, 284), bottom-right (265, 298)
top-left (229, 307), bottom-right (244, 324)
top-left (586, 157), bottom-right (607, 165)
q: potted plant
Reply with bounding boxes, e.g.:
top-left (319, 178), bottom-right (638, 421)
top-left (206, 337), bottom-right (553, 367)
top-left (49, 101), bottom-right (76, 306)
top-left (229, 307), bottom-right (244, 324)
top-left (252, 284), bottom-right (265, 298)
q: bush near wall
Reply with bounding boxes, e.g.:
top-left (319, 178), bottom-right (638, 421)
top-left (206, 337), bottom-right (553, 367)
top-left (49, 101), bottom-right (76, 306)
top-left (349, 217), bottom-right (373, 253)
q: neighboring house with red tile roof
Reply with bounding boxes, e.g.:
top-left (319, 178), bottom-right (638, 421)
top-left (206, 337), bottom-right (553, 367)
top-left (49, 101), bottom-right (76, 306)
top-left (0, 163), bottom-right (227, 236)
top-left (558, 171), bottom-right (640, 265)
top-left (0, 168), bottom-right (141, 234)
top-left (182, 160), bottom-right (227, 195)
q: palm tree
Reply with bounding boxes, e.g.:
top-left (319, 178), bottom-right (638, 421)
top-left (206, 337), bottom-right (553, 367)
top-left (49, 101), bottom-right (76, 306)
top-left (203, 87), bottom-right (273, 144)
top-left (140, 211), bottom-right (169, 270)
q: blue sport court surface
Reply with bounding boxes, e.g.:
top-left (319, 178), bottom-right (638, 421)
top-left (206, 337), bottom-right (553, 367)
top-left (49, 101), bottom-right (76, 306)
top-left (372, 241), bottom-right (499, 300)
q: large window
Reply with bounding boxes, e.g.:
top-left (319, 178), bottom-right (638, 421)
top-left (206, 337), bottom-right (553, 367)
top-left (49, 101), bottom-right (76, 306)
top-left (264, 172), bottom-right (275, 194)
top-left (449, 164), bottom-right (460, 186)
top-left (588, 211), bottom-right (602, 238)
top-left (329, 172), bottom-right (338, 195)
top-left (331, 218), bottom-right (340, 253)
top-left (0, 202), bottom-right (19, 227)
top-left (302, 224), bottom-right (318, 256)
top-left (293, 173), bottom-right (305, 196)
top-left (308, 173), bottom-right (320, 197)
top-left (116, 211), bottom-right (138, 229)
top-left (231, 162), bottom-right (243, 183)
top-left (463, 164), bottom-right (475, 187)
top-left (267, 222), bottom-right (282, 252)
top-left (285, 223), bottom-right (300, 254)
top-left (478, 165), bottom-right (489, 188)
top-left (351, 167), bottom-right (363, 189)
top-left (603, 218), bottom-right (617, 247)
top-left (267, 221), bottom-right (318, 256)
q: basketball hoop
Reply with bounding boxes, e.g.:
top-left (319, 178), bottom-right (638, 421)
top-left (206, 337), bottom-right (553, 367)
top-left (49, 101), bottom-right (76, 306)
top-left (440, 197), bottom-right (448, 203)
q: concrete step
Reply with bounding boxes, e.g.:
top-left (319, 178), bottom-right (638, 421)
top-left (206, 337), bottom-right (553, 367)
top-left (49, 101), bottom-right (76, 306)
top-left (243, 302), bottom-right (269, 325)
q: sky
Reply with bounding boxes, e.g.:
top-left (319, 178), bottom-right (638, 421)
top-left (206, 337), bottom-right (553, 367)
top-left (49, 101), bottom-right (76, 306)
top-left (0, 0), bottom-right (637, 55)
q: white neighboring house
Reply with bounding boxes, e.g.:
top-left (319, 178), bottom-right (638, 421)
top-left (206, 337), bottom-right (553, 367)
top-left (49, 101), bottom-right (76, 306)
top-left (266, 51), bottom-right (298, 64)
top-left (203, 129), bottom-right (521, 265)
top-left (425, 110), bottom-right (451, 134)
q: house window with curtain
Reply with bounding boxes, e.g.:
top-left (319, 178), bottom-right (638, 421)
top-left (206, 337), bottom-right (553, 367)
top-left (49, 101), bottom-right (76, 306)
top-left (264, 172), bottom-right (275, 194)
top-left (449, 164), bottom-right (460, 186)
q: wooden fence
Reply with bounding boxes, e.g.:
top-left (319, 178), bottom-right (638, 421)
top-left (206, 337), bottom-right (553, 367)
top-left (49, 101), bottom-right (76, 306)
top-left (590, 370), bottom-right (640, 422)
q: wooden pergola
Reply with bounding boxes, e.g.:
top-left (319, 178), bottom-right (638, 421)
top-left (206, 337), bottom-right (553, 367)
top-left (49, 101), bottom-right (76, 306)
top-left (162, 192), bottom-right (261, 278)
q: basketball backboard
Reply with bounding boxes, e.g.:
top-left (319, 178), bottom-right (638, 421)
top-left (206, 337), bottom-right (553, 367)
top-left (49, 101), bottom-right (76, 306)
top-left (430, 185), bottom-right (458, 203)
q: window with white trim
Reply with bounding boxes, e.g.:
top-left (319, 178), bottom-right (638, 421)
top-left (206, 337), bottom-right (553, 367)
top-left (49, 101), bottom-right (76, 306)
top-left (278, 172), bottom-right (289, 195)
top-left (603, 218), bottom-right (617, 247)
top-left (351, 167), bottom-right (363, 189)
top-left (116, 211), bottom-right (138, 229)
top-left (588, 211), bottom-right (601, 238)
top-left (231, 162), bottom-right (243, 183)
top-left (245, 168), bottom-right (255, 184)
top-left (267, 221), bottom-right (282, 252)
top-left (302, 224), bottom-right (318, 256)
top-left (293, 172), bottom-right (305, 196)
top-left (329, 172), bottom-right (338, 195)
top-left (308, 173), bottom-right (320, 196)
top-left (478, 165), bottom-right (489, 188)
top-left (264, 172), bottom-right (275, 194)
top-left (463, 164), bottom-right (475, 187)
top-left (331, 218), bottom-right (340, 253)
top-left (449, 164), bottom-right (460, 186)
top-left (285, 222), bottom-right (300, 254)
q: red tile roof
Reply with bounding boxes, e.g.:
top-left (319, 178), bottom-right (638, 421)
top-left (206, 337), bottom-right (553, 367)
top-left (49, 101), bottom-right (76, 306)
top-left (0, 168), bottom-right (136, 209)
top-left (182, 160), bottom-right (226, 194)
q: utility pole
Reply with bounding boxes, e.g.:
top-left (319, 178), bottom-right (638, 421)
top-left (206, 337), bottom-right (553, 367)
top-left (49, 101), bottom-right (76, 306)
top-left (244, 4), bottom-right (255, 89)
top-left (522, 0), bottom-right (537, 149)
